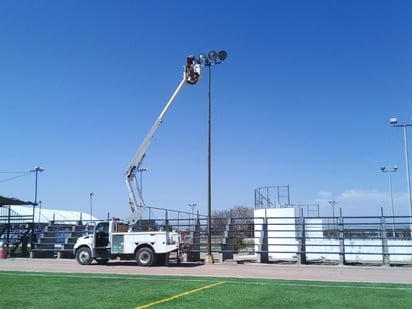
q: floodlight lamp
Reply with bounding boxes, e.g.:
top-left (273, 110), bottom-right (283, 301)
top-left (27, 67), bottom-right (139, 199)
top-left (394, 165), bottom-right (398, 171)
top-left (390, 117), bottom-right (397, 125)
top-left (218, 50), bottom-right (227, 61)
top-left (380, 166), bottom-right (386, 171)
top-left (208, 50), bottom-right (217, 62)
top-left (199, 53), bottom-right (208, 65)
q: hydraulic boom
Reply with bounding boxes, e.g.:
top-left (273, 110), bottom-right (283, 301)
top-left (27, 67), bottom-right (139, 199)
top-left (125, 56), bottom-right (201, 226)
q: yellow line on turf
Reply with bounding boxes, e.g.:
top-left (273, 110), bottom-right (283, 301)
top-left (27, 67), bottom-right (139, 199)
top-left (135, 281), bottom-right (225, 309)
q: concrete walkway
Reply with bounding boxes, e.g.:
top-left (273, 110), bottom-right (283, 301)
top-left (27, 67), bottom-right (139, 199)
top-left (1, 258), bottom-right (412, 284)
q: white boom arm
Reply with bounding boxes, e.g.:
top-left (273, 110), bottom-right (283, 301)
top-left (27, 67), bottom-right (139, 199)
top-left (125, 57), bottom-right (201, 225)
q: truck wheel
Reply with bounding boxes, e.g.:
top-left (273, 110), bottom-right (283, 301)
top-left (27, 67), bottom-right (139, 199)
top-left (76, 247), bottom-right (93, 265)
top-left (135, 247), bottom-right (155, 267)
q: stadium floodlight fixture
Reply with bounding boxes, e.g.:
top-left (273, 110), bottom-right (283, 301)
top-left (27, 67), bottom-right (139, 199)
top-left (208, 50), bottom-right (217, 62)
top-left (218, 50), bottom-right (227, 61)
top-left (199, 53), bottom-right (208, 65)
top-left (197, 50), bottom-right (227, 66)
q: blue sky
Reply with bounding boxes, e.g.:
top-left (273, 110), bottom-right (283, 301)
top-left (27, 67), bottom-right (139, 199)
top-left (1, 0), bottom-right (412, 220)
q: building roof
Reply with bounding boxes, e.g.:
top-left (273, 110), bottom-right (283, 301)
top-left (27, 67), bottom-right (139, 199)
top-left (0, 195), bottom-right (97, 224)
top-left (0, 195), bottom-right (34, 206)
top-left (0, 195), bottom-right (98, 224)
top-left (1, 205), bottom-right (98, 224)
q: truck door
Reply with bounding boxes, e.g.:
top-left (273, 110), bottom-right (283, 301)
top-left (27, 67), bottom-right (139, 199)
top-left (94, 222), bottom-right (110, 248)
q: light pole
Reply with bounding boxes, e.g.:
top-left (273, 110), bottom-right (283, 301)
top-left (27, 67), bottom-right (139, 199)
top-left (390, 117), bottom-right (412, 229)
top-left (381, 165), bottom-right (398, 237)
top-left (188, 203), bottom-right (197, 225)
top-left (37, 200), bottom-right (42, 230)
top-left (328, 200), bottom-right (338, 231)
top-left (137, 167), bottom-right (148, 196)
top-left (90, 192), bottom-right (95, 223)
top-left (31, 166), bottom-right (44, 247)
top-left (197, 50), bottom-right (227, 264)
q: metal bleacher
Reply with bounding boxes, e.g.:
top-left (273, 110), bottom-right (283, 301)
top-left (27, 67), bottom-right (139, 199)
top-left (31, 222), bottom-right (91, 259)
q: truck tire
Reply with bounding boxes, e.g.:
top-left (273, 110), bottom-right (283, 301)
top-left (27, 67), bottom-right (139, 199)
top-left (135, 247), bottom-right (155, 267)
top-left (76, 247), bottom-right (93, 265)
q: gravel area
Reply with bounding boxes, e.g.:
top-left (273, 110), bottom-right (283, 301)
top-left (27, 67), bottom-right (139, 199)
top-left (1, 258), bottom-right (412, 284)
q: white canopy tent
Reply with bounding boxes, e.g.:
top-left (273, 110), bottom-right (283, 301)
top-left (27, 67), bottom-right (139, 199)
top-left (6, 205), bottom-right (98, 224)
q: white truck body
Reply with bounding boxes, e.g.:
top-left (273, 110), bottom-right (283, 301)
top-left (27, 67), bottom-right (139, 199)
top-left (73, 220), bottom-right (181, 266)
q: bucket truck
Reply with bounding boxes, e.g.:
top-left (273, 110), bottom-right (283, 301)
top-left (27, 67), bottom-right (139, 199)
top-left (73, 56), bottom-right (201, 266)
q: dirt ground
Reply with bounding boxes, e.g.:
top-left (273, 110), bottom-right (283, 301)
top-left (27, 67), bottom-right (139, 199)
top-left (1, 258), bottom-right (412, 284)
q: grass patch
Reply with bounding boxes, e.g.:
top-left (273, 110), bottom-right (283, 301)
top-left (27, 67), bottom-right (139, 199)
top-left (1, 271), bottom-right (411, 308)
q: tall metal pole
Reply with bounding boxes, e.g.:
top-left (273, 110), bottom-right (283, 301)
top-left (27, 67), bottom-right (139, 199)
top-left (381, 166), bottom-right (397, 237)
top-left (32, 170), bottom-right (38, 239)
top-left (89, 192), bottom-right (94, 223)
top-left (388, 171), bottom-right (396, 237)
top-left (381, 166), bottom-right (398, 236)
top-left (31, 166), bottom-right (44, 248)
top-left (197, 50), bottom-right (227, 264)
top-left (207, 63), bottom-right (212, 260)
top-left (328, 200), bottom-right (338, 231)
top-left (137, 167), bottom-right (148, 204)
top-left (189, 203), bottom-right (197, 225)
top-left (391, 119), bottom-right (412, 229)
top-left (402, 126), bottom-right (412, 223)
top-left (37, 200), bottom-right (42, 230)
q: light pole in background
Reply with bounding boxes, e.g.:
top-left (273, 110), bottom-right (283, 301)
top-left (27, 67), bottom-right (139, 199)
top-left (137, 167), bottom-right (148, 205)
top-left (31, 166), bottom-right (44, 246)
top-left (90, 192), bottom-right (95, 223)
top-left (37, 200), bottom-right (42, 229)
top-left (390, 117), bottom-right (412, 229)
top-left (328, 200), bottom-right (338, 231)
top-left (381, 165), bottom-right (398, 237)
top-left (197, 50), bottom-right (227, 264)
top-left (188, 203), bottom-right (197, 225)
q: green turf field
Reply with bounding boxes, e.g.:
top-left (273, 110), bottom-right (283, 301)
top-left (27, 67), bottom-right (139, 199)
top-left (1, 271), bottom-right (411, 308)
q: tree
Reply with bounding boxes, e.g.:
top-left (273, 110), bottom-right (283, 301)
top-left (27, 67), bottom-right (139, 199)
top-left (212, 205), bottom-right (254, 252)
